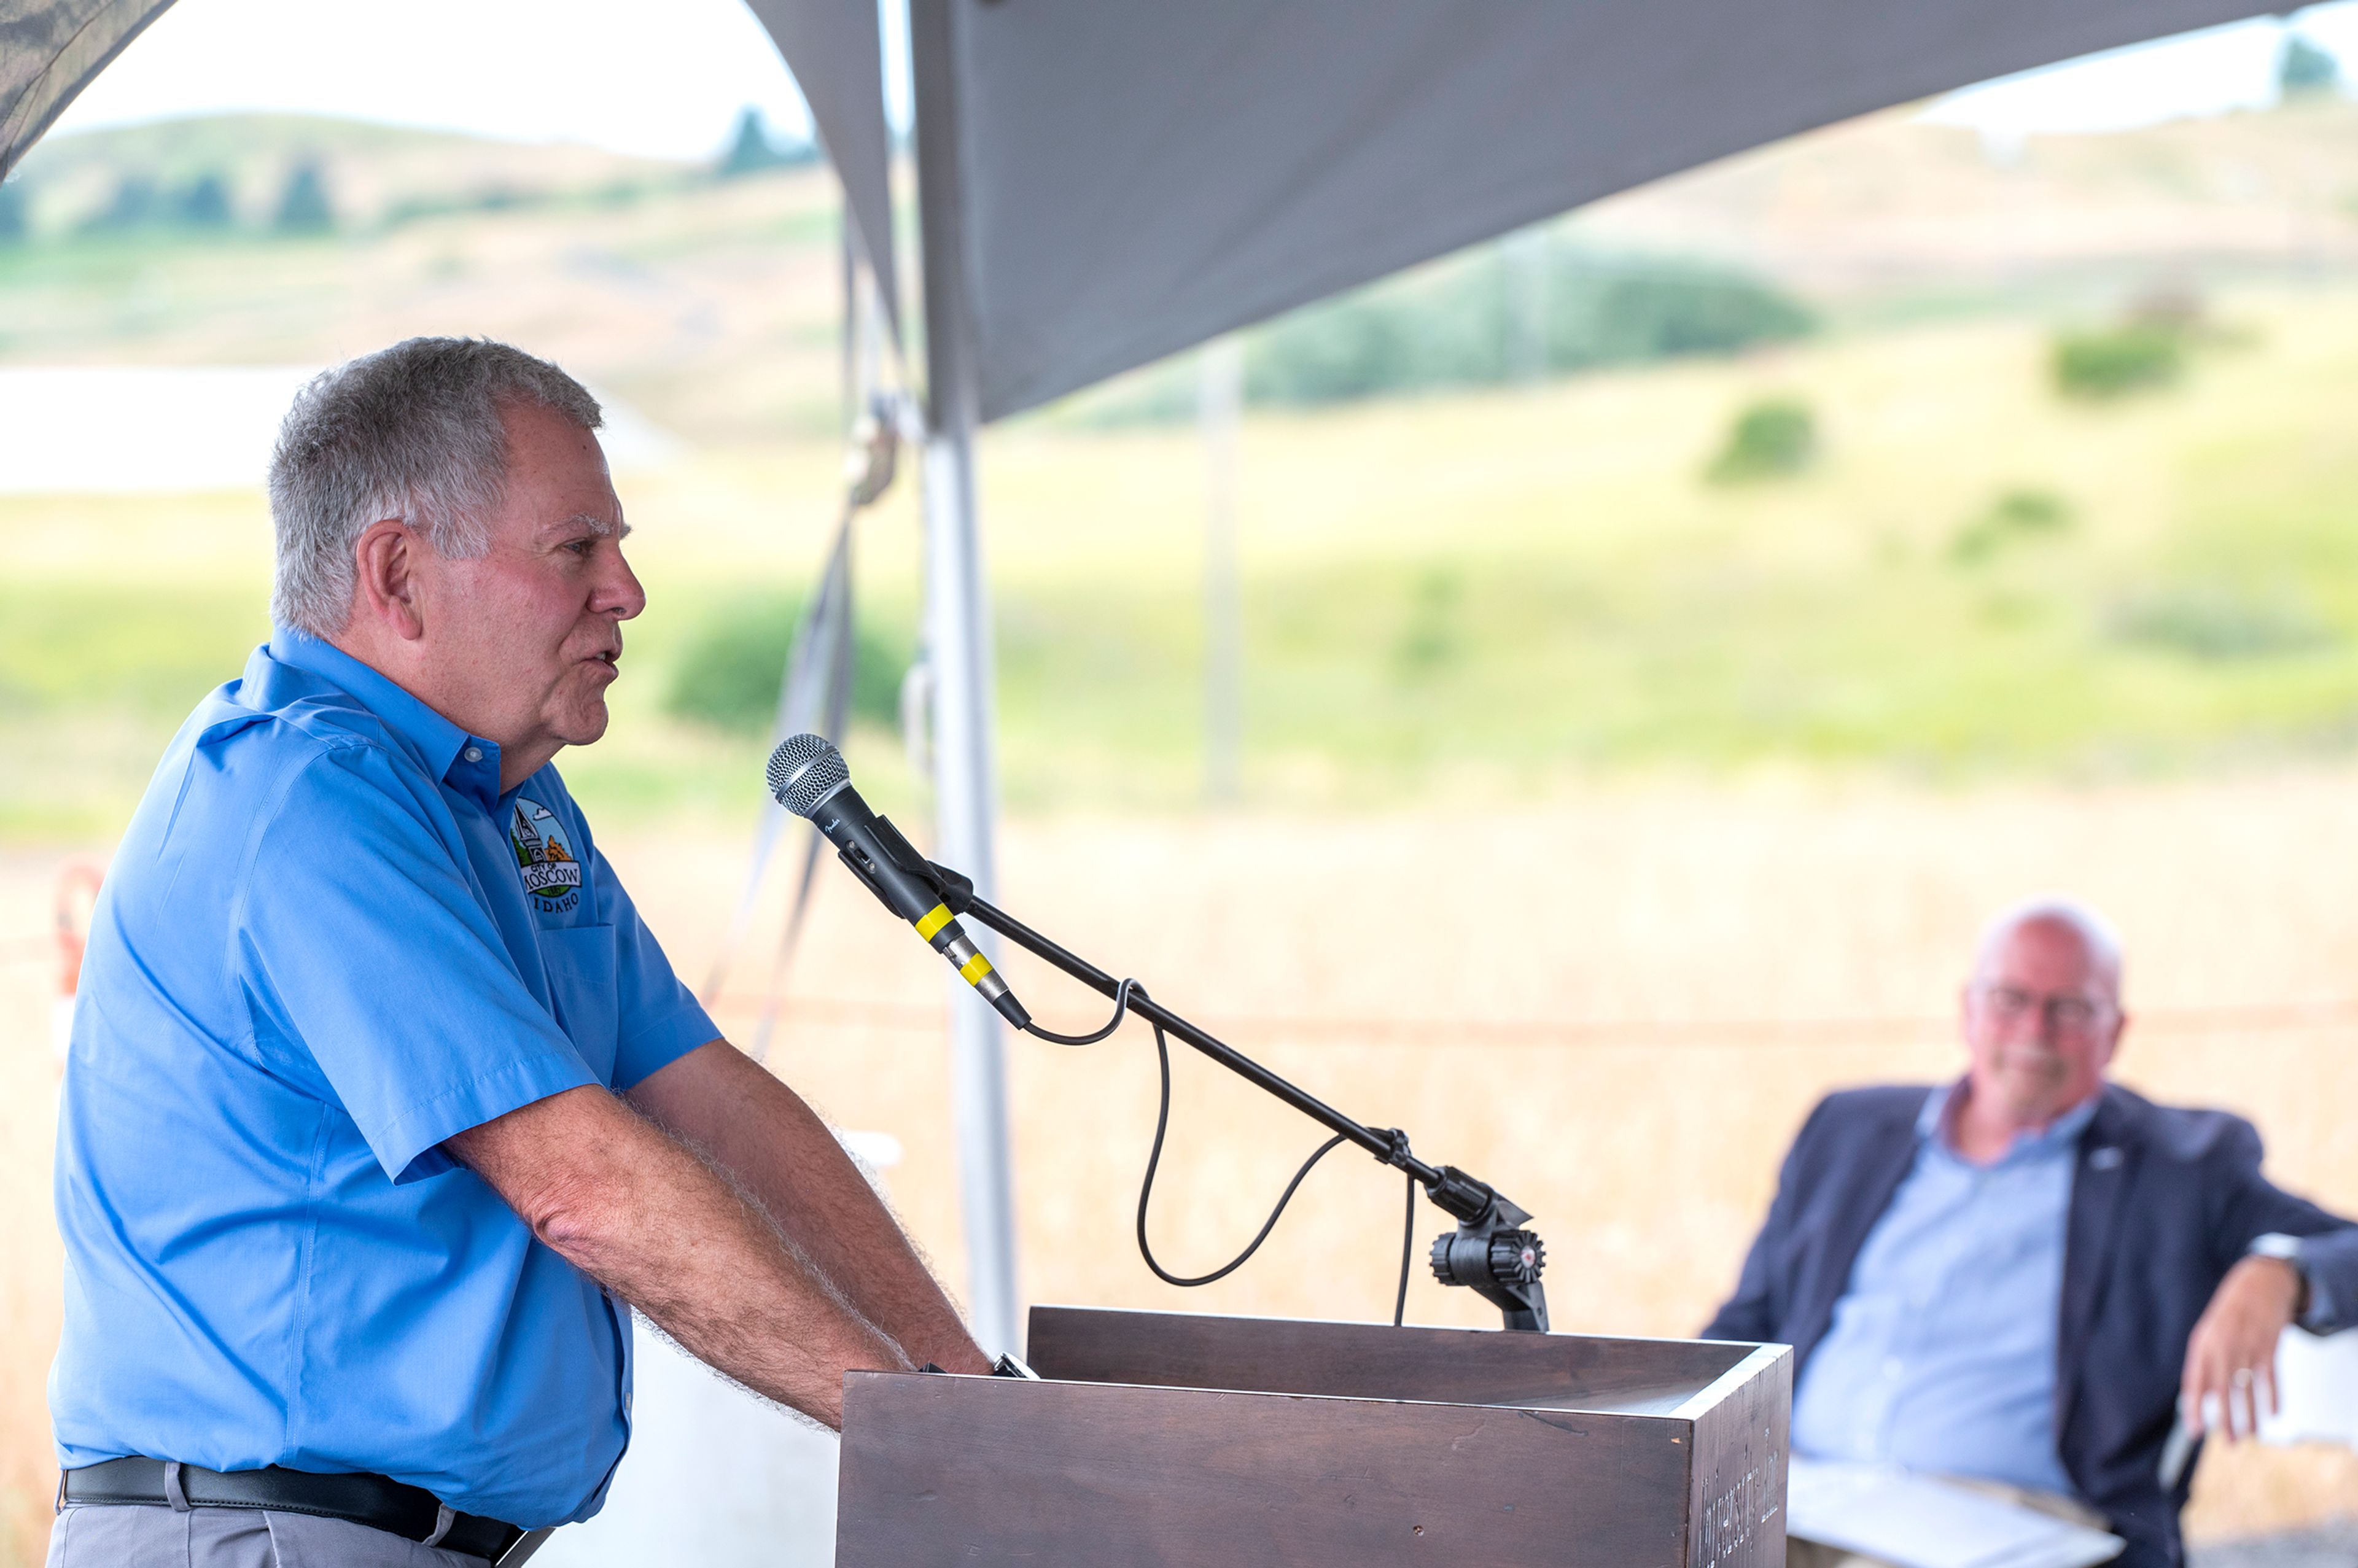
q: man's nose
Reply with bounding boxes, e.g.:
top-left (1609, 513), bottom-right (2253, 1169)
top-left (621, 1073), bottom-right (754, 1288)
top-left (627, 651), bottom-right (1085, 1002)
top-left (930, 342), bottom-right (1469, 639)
top-left (597, 549), bottom-right (647, 621)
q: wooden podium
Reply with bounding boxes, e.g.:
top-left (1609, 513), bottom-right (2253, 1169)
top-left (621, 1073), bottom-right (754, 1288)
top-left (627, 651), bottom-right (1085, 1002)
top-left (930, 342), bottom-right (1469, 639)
top-left (836, 1306), bottom-right (1791, 1567)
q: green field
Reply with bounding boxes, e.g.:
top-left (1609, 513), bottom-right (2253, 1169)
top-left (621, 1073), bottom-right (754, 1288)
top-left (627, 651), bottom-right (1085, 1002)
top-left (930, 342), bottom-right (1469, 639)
top-left (6, 279), bottom-right (2358, 838)
top-left (7, 104), bottom-right (2358, 837)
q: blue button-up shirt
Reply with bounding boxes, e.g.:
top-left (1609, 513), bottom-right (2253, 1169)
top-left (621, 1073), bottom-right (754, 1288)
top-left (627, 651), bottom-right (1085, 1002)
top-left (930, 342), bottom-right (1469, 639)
top-left (51, 630), bottom-right (719, 1528)
top-left (1790, 1084), bottom-right (2097, 1496)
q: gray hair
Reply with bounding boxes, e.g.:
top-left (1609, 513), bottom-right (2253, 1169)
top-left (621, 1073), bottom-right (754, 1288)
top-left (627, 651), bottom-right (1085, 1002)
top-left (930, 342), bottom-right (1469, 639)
top-left (1972, 895), bottom-right (2125, 999)
top-left (268, 337), bottom-right (602, 636)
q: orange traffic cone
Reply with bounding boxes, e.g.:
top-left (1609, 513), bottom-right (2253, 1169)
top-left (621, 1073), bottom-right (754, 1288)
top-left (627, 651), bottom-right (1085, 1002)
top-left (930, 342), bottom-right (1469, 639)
top-left (53, 863), bottom-right (101, 1068)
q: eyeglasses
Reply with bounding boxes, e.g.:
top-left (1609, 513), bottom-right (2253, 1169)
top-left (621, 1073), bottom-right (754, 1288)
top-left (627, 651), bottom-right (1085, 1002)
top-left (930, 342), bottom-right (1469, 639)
top-left (1972, 983), bottom-right (2115, 1034)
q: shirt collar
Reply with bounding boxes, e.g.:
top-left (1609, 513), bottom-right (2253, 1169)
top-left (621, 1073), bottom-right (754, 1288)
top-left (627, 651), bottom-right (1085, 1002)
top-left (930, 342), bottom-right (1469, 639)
top-left (268, 627), bottom-right (505, 809)
top-left (1920, 1078), bottom-right (2101, 1162)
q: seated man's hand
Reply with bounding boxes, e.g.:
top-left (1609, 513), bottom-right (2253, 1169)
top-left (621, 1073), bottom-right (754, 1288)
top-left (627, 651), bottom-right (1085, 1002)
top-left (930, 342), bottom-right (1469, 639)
top-left (2180, 1255), bottom-right (2303, 1443)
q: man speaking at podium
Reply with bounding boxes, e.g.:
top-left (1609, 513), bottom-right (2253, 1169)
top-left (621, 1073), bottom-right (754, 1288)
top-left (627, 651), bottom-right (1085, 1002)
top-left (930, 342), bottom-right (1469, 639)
top-left (49, 338), bottom-right (988, 1567)
top-left (1706, 898), bottom-right (2358, 1568)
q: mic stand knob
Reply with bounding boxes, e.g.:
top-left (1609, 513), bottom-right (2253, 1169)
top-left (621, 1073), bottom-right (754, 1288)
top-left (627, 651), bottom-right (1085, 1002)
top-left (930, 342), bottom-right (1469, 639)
top-left (1428, 1213), bottom-right (1550, 1333)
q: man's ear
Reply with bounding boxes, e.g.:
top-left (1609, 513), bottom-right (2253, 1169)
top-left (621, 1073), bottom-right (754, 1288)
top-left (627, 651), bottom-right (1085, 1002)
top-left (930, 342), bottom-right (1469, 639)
top-left (352, 519), bottom-right (427, 642)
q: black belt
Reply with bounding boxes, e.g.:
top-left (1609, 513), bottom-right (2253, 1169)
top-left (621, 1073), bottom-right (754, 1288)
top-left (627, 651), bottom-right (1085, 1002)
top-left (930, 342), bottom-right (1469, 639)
top-left (62, 1457), bottom-right (531, 1562)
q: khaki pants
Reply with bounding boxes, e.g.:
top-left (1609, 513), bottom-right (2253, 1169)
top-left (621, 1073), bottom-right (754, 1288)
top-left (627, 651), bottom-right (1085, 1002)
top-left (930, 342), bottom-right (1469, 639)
top-left (1787, 1476), bottom-right (2109, 1568)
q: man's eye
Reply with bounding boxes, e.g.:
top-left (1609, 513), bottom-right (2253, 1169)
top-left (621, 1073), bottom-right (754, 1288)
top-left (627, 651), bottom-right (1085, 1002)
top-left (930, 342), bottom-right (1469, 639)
top-left (564, 538), bottom-right (596, 556)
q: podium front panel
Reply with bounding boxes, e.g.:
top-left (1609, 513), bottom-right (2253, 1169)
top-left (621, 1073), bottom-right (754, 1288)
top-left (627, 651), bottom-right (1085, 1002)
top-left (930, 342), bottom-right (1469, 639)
top-left (838, 1308), bottom-right (1788, 1567)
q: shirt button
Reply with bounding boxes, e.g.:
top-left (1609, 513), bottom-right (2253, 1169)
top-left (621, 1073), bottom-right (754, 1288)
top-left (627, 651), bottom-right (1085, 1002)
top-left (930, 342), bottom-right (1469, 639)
top-left (463, 746), bottom-right (483, 763)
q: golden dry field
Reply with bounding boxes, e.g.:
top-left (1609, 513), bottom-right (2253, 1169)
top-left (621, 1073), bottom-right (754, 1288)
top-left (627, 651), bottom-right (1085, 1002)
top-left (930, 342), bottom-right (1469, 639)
top-left (9, 776), bottom-right (2358, 1559)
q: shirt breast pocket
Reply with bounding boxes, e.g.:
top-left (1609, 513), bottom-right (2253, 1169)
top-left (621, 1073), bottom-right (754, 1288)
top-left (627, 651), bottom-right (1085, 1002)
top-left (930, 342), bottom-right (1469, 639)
top-left (539, 923), bottom-right (620, 1085)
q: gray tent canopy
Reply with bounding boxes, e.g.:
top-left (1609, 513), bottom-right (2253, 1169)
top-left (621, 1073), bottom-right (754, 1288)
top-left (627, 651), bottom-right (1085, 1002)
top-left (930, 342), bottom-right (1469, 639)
top-left (0, 0), bottom-right (2284, 1354)
top-left (903, 0), bottom-right (2277, 424)
top-left (1, 0), bottom-right (171, 180)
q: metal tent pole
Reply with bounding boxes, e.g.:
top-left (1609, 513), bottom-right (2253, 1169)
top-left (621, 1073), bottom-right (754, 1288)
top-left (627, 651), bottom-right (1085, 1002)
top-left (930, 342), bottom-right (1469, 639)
top-left (1199, 338), bottom-right (1244, 805)
top-left (911, 0), bottom-right (1020, 1358)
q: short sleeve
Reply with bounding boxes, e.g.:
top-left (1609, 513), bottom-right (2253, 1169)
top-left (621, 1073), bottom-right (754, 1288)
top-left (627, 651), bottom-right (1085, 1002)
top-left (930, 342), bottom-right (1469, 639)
top-left (238, 743), bottom-right (598, 1183)
top-left (590, 842), bottom-right (721, 1090)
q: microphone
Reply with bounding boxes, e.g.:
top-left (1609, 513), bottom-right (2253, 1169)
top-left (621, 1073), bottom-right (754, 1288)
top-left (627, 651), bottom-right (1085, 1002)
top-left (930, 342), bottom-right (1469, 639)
top-left (766, 734), bottom-right (1030, 1029)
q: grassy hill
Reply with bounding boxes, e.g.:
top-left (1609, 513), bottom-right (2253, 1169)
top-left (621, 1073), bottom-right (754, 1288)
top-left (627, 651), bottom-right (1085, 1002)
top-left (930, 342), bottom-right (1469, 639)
top-left (4, 105), bottom-right (2358, 834)
top-left (2, 115), bottom-right (843, 440)
top-left (6, 278), bottom-right (2358, 834)
top-left (1573, 95), bottom-right (2358, 315)
top-left (7, 114), bottom-right (682, 234)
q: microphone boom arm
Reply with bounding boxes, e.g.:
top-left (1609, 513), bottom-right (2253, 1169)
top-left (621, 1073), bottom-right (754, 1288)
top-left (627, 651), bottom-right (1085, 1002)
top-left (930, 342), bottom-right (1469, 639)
top-left (899, 834), bottom-right (1548, 1332)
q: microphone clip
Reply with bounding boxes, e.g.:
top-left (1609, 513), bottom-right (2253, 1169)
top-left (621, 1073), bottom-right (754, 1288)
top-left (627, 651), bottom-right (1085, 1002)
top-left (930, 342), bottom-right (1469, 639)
top-left (1383, 1144), bottom-right (1552, 1333)
top-left (1423, 1168), bottom-right (1549, 1332)
top-left (853, 811), bottom-right (976, 916)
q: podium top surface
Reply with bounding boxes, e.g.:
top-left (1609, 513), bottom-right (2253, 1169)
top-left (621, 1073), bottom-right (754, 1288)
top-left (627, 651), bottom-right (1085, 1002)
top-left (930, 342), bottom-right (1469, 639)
top-left (1025, 1304), bottom-right (1780, 1419)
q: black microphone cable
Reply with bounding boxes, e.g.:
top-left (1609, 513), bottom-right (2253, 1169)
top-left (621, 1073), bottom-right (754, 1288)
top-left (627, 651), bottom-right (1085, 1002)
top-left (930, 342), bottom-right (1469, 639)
top-left (1022, 980), bottom-right (1419, 1327)
top-left (764, 735), bottom-right (1490, 1330)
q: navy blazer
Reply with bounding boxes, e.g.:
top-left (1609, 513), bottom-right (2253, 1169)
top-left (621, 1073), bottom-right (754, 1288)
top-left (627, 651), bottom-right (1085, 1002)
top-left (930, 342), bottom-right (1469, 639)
top-left (1703, 1082), bottom-right (2358, 1568)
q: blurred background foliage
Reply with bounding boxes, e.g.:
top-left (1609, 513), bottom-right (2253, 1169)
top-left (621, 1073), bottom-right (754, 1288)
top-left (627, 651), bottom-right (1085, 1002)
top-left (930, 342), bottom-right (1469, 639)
top-left (663, 595), bottom-right (908, 735)
top-left (1705, 397), bottom-right (1819, 483)
top-left (5, 90), bottom-right (2358, 831)
top-left (1068, 246), bottom-right (1814, 421)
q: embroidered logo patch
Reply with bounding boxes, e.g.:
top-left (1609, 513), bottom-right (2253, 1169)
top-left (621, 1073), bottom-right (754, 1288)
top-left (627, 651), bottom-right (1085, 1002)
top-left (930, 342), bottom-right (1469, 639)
top-left (509, 799), bottom-right (583, 899)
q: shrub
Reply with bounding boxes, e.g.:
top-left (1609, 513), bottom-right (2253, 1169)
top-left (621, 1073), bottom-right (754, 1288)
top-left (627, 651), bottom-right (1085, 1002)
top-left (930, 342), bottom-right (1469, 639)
top-left (1391, 570), bottom-right (1465, 679)
top-left (664, 596), bottom-right (906, 733)
top-left (1950, 488), bottom-right (2074, 564)
top-left (273, 160), bottom-right (334, 234)
top-left (717, 108), bottom-right (819, 178)
top-left (1554, 265), bottom-right (1816, 364)
top-left (167, 173), bottom-right (235, 230)
top-left (2280, 34), bottom-right (2340, 98)
top-left (1706, 397), bottom-right (1817, 483)
top-left (1241, 246), bottom-right (1813, 408)
top-left (1248, 293), bottom-right (1429, 406)
top-left (80, 173), bottom-right (158, 233)
top-left (2107, 589), bottom-right (2334, 661)
top-left (2052, 323), bottom-right (2182, 400)
top-left (1067, 243), bottom-right (1814, 422)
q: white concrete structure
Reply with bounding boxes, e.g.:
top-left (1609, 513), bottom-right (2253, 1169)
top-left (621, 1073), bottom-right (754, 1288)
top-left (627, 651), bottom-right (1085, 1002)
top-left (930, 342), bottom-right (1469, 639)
top-left (0, 365), bottom-right (678, 495)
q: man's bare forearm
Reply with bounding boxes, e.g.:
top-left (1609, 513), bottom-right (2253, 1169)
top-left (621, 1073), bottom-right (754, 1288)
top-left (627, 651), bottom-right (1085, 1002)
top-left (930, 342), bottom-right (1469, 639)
top-left (630, 1041), bottom-right (992, 1375)
top-left (448, 1083), bottom-right (911, 1427)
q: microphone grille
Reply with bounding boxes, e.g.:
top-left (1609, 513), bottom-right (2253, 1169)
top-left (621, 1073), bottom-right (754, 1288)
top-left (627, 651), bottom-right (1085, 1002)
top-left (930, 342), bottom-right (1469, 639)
top-left (766, 733), bottom-right (850, 818)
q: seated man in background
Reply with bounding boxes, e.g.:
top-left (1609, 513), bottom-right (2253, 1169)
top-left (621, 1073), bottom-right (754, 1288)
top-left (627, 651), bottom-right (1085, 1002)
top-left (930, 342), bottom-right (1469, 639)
top-left (1706, 898), bottom-right (2358, 1568)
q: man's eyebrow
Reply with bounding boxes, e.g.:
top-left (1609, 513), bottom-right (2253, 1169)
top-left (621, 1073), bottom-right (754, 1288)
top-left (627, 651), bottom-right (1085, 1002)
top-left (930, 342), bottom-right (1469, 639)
top-left (548, 512), bottom-right (631, 540)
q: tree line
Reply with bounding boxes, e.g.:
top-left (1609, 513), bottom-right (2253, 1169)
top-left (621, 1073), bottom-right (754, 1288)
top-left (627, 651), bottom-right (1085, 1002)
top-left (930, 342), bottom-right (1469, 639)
top-left (0, 158), bottom-right (332, 245)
